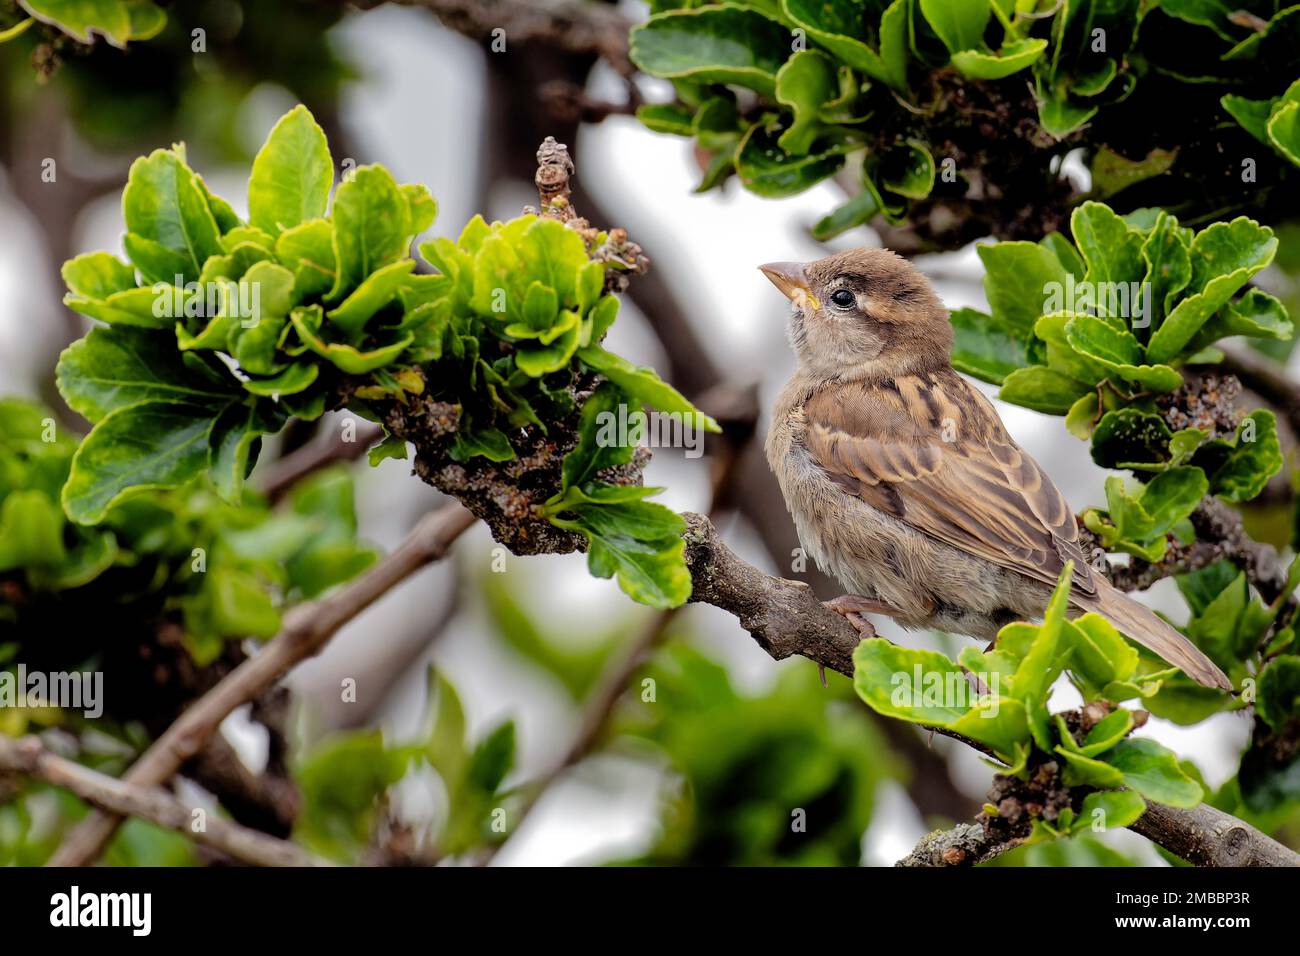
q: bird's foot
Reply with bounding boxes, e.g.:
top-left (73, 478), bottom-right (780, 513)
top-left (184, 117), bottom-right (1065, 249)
top-left (823, 594), bottom-right (888, 638)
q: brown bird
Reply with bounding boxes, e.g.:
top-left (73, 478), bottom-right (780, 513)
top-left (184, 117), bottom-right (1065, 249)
top-left (760, 248), bottom-right (1232, 690)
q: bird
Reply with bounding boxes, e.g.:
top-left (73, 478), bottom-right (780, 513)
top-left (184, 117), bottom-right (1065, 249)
top-left (759, 248), bottom-right (1233, 691)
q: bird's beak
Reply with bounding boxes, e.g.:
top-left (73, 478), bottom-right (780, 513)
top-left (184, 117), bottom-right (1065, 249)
top-left (759, 261), bottom-right (819, 311)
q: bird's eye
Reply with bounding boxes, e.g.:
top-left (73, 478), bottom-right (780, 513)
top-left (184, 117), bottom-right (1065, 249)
top-left (830, 289), bottom-right (855, 309)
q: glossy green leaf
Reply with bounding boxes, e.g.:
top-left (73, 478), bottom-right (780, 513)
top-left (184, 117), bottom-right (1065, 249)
top-left (327, 165), bottom-right (411, 301)
top-left (1146, 218), bottom-right (1278, 363)
top-left (952, 37), bottom-right (1046, 79)
top-left (121, 148), bottom-right (223, 285)
top-left (56, 326), bottom-right (236, 422)
top-left (63, 402), bottom-right (220, 524)
top-left (629, 6), bottom-right (790, 97)
top-left (247, 104), bottom-right (333, 238)
top-left (998, 365), bottom-right (1091, 414)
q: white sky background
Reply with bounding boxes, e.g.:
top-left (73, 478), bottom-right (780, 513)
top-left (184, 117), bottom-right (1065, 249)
top-left (0, 1), bottom-right (1270, 865)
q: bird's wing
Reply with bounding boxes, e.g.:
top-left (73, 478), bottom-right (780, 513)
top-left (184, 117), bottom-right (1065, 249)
top-left (803, 371), bottom-right (1096, 596)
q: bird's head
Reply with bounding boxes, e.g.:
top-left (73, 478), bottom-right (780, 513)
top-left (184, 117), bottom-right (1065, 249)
top-left (759, 248), bottom-right (953, 381)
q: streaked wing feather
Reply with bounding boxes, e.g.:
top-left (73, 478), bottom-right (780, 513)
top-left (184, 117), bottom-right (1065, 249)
top-left (804, 372), bottom-right (1095, 595)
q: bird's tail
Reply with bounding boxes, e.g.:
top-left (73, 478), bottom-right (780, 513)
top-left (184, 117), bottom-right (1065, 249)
top-left (1089, 580), bottom-right (1232, 690)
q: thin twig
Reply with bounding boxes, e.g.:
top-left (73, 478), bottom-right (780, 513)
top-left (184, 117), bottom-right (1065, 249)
top-left (256, 421), bottom-right (384, 502)
top-left (47, 502), bottom-right (477, 867)
top-left (0, 735), bottom-right (330, 868)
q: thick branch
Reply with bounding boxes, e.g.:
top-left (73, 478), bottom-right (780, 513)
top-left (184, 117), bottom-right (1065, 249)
top-left (255, 421), bottom-right (383, 501)
top-left (1130, 802), bottom-right (1300, 867)
top-left (47, 502), bottom-right (477, 867)
top-left (0, 736), bottom-right (328, 868)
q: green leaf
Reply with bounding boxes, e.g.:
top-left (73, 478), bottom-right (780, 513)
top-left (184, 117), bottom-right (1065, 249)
top-left (121, 148), bottom-right (223, 285)
top-left (998, 366), bottom-right (1091, 414)
top-left (1100, 738), bottom-right (1203, 808)
top-left (0, 490), bottom-right (67, 571)
top-left (775, 50), bottom-right (838, 156)
top-left (977, 241), bottom-right (1067, 330)
top-left (62, 251), bottom-right (137, 300)
top-left (562, 382), bottom-right (633, 491)
top-left (289, 306), bottom-right (412, 375)
top-left (247, 105), bottom-right (333, 238)
top-left (919, 0), bottom-right (989, 54)
top-left (56, 326), bottom-right (236, 422)
top-left (1146, 218), bottom-right (1278, 364)
top-left (1063, 314), bottom-right (1182, 392)
top-left (1267, 99), bottom-right (1300, 167)
top-left (812, 189), bottom-right (880, 241)
top-left (880, 139), bottom-right (935, 200)
top-left (466, 720), bottom-right (515, 794)
top-left (952, 37), bottom-right (1046, 79)
top-left (1139, 211), bottom-right (1193, 328)
top-left (1068, 613), bottom-right (1139, 696)
top-left (1071, 201), bottom-right (1145, 289)
top-left (877, 0), bottom-right (909, 91)
top-left (1089, 408), bottom-right (1173, 470)
top-left (276, 219), bottom-right (337, 301)
top-left (629, 6), bottom-right (790, 98)
top-left (552, 500), bottom-right (691, 608)
top-left (782, 0), bottom-right (891, 81)
top-left (326, 260), bottom-right (415, 340)
top-left (1222, 93), bottom-right (1276, 146)
top-left (327, 165), bottom-right (411, 301)
top-left (1090, 146), bottom-right (1178, 201)
top-left (19, 0), bottom-right (162, 47)
top-left (576, 345), bottom-right (719, 430)
top-left (735, 122), bottom-right (850, 197)
top-left (949, 307), bottom-right (1038, 385)
top-left (1256, 657), bottom-right (1300, 732)
top-left (1077, 789), bottom-right (1146, 832)
top-left (1206, 409), bottom-right (1282, 503)
top-left (636, 103), bottom-right (696, 135)
top-left (853, 639), bottom-right (1031, 757)
top-left (63, 402), bottom-right (220, 524)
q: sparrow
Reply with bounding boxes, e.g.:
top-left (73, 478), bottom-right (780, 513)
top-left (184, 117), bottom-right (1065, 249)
top-left (759, 248), bottom-right (1232, 690)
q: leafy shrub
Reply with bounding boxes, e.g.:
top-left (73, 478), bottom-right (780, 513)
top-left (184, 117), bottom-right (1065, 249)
top-left (55, 105), bottom-right (714, 608)
top-left (632, 1), bottom-right (1300, 240)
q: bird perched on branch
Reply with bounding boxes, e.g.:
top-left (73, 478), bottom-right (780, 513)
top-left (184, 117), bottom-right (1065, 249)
top-left (760, 248), bottom-right (1232, 690)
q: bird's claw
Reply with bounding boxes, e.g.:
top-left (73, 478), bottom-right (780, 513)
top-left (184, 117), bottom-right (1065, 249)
top-left (823, 595), bottom-right (878, 638)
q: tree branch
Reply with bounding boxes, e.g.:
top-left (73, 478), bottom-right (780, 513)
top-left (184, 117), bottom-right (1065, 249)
top-left (1217, 345), bottom-right (1300, 440)
top-left (47, 502), bottom-right (477, 867)
top-left (0, 735), bottom-right (329, 868)
top-left (374, 0), bottom-right (633, 73)
top-left (255, 421), bottom-right (384, 502)
top-left (897, 800), bottom-right (1300, 867)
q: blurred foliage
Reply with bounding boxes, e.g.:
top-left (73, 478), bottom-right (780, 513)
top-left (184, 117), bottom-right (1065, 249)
top-left (294, 669), bottom-right (516, 863)
top-left (1, 396), bottom-right (375, 672)
top-left (1, 0), bottom-right (350, 160)
top-left (614, 645), bottom-right (889, 865)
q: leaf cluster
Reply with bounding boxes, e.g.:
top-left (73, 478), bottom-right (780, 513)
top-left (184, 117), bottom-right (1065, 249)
top-left (631, 1), bottom-right (1300, 234)
top-left (54, 106), bottom-right (715, 609)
